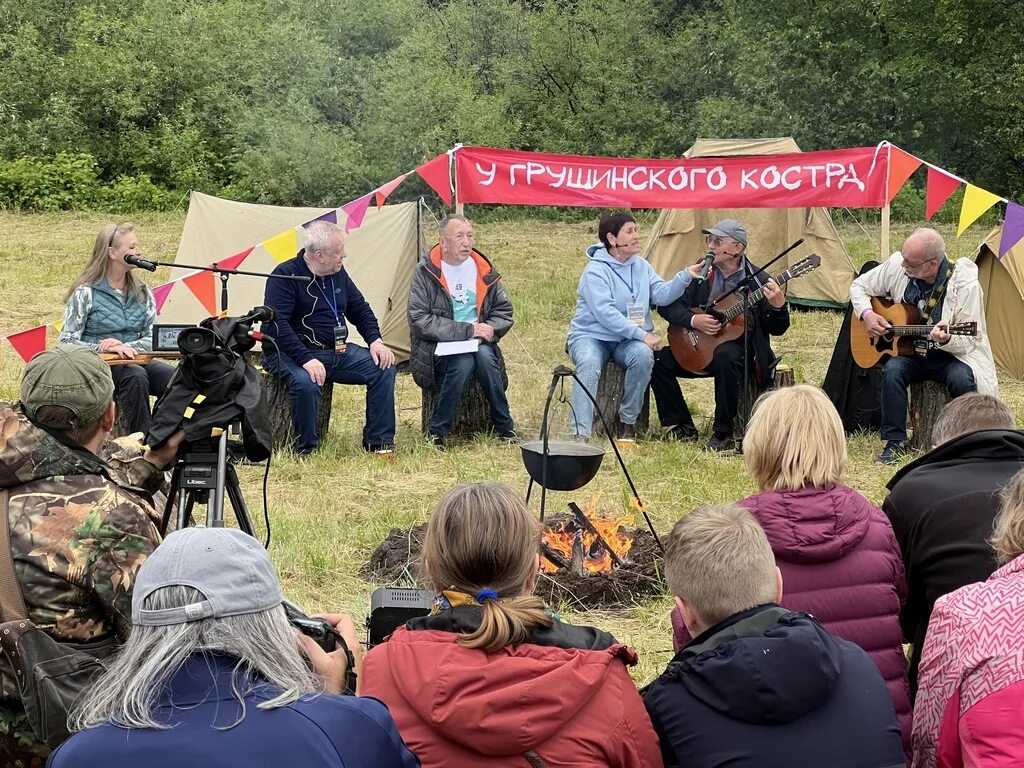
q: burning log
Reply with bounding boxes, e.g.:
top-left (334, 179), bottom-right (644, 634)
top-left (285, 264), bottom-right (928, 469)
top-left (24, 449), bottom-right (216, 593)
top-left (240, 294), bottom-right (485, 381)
top-left (568, 502), bottom-right (624, 567)
top-left (569, 529), bottom-right (585, 577)
top-left (541, 542), bottom-right (569, 570)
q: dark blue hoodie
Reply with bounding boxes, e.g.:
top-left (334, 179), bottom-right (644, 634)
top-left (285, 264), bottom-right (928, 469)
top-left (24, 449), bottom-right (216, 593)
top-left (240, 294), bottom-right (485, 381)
top-left (644, 605), bottom-right (905, 768)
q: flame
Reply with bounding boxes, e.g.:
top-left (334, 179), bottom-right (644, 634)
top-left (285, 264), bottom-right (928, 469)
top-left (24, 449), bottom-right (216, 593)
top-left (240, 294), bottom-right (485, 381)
top-left (541, 493), bottom-right (635, 574)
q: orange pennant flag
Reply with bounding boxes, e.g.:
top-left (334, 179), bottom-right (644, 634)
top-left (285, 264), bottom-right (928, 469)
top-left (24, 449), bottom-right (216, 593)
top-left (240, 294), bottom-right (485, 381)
top-left (183, 271), bottom-right (218, 316)
top-left (886, 146), bottom-right (922, 204)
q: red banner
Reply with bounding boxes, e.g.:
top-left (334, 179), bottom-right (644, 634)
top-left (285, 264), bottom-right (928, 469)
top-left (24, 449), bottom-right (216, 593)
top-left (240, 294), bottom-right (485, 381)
top-left (454, 145), bottom-right (891, 209)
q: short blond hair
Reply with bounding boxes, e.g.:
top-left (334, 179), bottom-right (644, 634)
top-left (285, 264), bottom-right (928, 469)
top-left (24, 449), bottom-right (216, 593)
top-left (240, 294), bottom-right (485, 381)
top-left (664, 503), bottom-right (777, 627)
top-left (742, 385), bottom-right (847, 491)
top-left (993, 469), bottom-right (1024, 565)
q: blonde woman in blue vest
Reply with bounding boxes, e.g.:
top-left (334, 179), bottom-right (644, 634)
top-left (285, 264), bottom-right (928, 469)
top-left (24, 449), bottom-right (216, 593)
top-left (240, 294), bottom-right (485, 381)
top-left (60, 222), bottom-right (173, 435)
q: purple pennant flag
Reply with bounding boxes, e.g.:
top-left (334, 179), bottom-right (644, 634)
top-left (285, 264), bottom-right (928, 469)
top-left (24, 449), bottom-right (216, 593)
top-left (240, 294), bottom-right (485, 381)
top-left (998, 201), bottom-right (1024, 259)
top-left (342, 194), bottom-right (372, 233)
top-left (309, 208), bottom-right (338, 226)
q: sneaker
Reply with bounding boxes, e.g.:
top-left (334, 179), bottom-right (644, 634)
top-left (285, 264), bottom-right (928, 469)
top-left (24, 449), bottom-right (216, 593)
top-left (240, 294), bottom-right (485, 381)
top-left (427, 434), bottom-right (446, 451)
top-left (572, 434), bottom-right (590, 444)
top-left (666, 424), bottom-right (700, 442)
top-left (498, 429), bottom-right (521, 445)
top-left (704, 433), bottom-right (736, 453)
top-left (366, 443), bottom-right (396, 460)
top-left (876, 440), bottom-right (906, 465)
top-left (616, 423), bottom-right (638, 445)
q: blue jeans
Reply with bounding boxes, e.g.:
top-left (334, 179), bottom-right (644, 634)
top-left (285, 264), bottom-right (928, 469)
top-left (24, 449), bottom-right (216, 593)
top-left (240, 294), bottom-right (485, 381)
top-left (568, 337), bottom-right (653, 437)
top-left (264, 346), bottom-right (397, 453)
top-left (880, 350), bottom-right (976, 441)
top-left (429, 343), bottom-right (515, 437)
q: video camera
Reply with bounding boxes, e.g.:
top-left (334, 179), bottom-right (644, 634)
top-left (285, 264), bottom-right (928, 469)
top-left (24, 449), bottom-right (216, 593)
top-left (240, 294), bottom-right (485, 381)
top-left (366, 587), bottom-right (434, 648)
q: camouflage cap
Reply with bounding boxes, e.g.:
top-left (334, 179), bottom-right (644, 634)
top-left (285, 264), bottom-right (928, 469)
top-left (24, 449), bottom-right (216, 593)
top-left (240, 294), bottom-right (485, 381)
top-left (20, 345), bottom-right (115, 429)
top-left (133, 527), bottom-right (283, 626)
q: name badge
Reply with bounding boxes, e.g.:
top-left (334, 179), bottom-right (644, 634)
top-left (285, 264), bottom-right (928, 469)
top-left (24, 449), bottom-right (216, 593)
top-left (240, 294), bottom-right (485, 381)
top-left (626, 302), bottom-right (645, 326)
top-left (334, 325), bottom-right (348, 354)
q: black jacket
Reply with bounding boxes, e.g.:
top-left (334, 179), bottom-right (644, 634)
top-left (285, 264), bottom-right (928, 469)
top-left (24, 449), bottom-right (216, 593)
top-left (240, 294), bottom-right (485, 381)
top-left (883, 428), bottom-right (1024, 695)
top-left (656, 261), bottom-right (789, 386)
top-left (643, 605), bottom-right (905, 768)
top-left (407, 245), bottom-right (513, 390)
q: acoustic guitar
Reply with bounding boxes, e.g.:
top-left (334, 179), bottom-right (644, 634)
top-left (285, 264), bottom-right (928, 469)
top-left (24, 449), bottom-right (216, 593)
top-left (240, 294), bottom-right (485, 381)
top-left (667, 254), bottom-right (821, 374)
top-left (849, 297), bottom-right (978, 369)
top-left (99, 350), bottom-right (181, 367)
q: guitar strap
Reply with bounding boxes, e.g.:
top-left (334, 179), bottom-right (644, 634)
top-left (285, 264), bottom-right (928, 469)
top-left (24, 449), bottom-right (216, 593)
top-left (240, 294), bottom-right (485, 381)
top-left (923, 264), bottom-right (955, 323)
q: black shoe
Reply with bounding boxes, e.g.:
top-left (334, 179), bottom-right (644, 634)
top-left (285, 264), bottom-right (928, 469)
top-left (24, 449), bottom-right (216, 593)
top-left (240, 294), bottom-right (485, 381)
top-left (498, 429), bottom-right (521, 445)
top-left (666, 424), bottom-right (699, 442)
top-left (704, 433), bottom-right (736, 453)
top-left (876, 440), bottom-right (906, 465)
top-left (427, 434), bottom-right (446, 451)
top-left (616, 423), bottom-right (638, 445)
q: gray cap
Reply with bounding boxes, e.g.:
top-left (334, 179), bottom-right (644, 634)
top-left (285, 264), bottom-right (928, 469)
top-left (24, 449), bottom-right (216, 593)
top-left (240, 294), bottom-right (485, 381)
top-left (20, 345), bottom-right (115, 429)
top-left (702, 219), bottom-right (748, 246)
top-left (132, 527), bottom-right (283, 627)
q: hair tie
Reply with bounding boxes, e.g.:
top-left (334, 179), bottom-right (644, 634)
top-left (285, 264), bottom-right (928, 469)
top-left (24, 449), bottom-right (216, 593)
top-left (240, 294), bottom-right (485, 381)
top-left (475, 589), bottom-right (499, 603)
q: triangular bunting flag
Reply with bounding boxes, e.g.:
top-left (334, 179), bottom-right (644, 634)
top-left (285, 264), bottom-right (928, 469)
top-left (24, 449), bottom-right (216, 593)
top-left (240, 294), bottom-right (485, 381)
top-left (998, 201), bottom-right (1024, 258)
top-left (374, 172), bottom-right (411, 210)
top-left (886, 146), bottom-right (922, 203)
top-left (262, 228), bottom-right (299, 263)
top-left (416, 154), bottom-right (452, 206)
top-left (183, 271), bottom-right (218, 316)
top-left (310, 209), bottom-right (338, 225)
top-left (7, 325), bottom-right (47, 363)
top-left (53, 320), bottom-right (63, 334)
top-left (926, 166), bottom-right (961, 220)
top-left (958, 184), bottom-right (1003, 236)
top-left (214, 246), bottom-right (254, 272)
top-left (342, 194), bottom-right (372, 233)
top-left (151, 282), bottom-right (175, 314)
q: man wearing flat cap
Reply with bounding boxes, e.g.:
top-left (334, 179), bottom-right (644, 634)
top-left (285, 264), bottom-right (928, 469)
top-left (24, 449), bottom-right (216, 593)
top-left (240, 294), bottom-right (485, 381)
top-left (0, 346), bottom-right (182, 763)
top-left (651, 219), bottom-right (790, 452)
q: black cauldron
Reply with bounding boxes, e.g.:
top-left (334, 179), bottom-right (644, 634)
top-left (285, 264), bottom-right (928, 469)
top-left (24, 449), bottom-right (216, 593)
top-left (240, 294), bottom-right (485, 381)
top-left (520, 440), bottom-right (605, 492)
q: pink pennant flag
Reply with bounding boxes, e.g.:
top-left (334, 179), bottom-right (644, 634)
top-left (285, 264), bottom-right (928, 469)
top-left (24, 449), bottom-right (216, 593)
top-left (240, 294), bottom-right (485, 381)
top-left (926, 166), bottom-right (961, 220)
top-left (7, 325), bottom-right (47, 363)
top-left (342, 194), bottom-right (372, 233)
top-left (416, 154), bottom-right (452, 206)
top-left (374, 172), bottom-right (411, 210)
top-left (999, 201), bottom-right (1024, 258)
top-left (214, 246), bottom-right (254, 271)
top-left (151, 282), bottom-right (175, 314)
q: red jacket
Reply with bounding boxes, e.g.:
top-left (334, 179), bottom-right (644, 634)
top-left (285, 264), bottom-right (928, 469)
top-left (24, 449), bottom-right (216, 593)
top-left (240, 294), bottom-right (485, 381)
top-left (362, 610), bottom-right (662, 768)
top-left (913, 553), bottom-right (1024, 768)
top-left (671, 484), bottom-right (911, 761)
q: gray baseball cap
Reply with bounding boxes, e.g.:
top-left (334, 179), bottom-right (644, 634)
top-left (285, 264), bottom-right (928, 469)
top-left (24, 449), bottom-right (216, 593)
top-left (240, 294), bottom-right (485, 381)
top-left (702, 219), bottom-right (748, 246)
top-left (132, 527), bottom-right (283, 627)
top-left (20, 346), bottom-right (115, 429)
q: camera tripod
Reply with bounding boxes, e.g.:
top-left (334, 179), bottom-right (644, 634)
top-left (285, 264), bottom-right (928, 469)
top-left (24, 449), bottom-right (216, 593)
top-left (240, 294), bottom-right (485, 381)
top-left (159, 428), bottom-right (256, 537)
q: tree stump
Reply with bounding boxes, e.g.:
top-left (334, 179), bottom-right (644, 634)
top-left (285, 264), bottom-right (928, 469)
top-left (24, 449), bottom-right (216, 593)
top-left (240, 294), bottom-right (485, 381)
top-left (908, 379), bottom-right (951, 452)
top-left (593, 361), bottom-right (650, 438)
top-left (259, 370), bottom-right (333, 450)
top-left (773, 364), bottom-right (795, 389)
top-left (420, 378), bottom-right (492, 439)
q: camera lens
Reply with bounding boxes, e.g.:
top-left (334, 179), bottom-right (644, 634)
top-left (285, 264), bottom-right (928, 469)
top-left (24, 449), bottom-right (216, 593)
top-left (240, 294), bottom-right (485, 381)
top-left (177, 327), bottom-right (217, 355)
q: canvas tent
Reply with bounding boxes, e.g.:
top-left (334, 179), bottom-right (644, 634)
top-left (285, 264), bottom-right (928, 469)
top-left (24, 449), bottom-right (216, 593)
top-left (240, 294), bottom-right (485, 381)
top-left (644, 138), bottom-right (857, 309)
top-left (975, 225), bottom-right (1024, 380)
top-left (159, 191), bottom-right (424, 362)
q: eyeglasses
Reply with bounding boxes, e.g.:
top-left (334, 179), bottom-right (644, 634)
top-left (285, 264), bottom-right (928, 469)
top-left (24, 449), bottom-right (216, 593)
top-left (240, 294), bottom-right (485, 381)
top-left (902, 255), bottom-right (938, 269)
top-left (707, 235), bottom-right (737, 247)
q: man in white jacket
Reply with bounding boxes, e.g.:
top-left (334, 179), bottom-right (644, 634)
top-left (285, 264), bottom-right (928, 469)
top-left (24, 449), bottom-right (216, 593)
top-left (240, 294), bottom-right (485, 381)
top-left (850, 227), bottom-right (998, 464)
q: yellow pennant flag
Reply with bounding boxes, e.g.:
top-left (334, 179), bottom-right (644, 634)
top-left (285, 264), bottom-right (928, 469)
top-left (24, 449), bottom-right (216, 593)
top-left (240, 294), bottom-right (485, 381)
top-left (958, 184), bottom-right (1003, 236)
top-left (261, 227), bottom-right (298, 263)
top-left (53, 320), bottom-right (63, 333)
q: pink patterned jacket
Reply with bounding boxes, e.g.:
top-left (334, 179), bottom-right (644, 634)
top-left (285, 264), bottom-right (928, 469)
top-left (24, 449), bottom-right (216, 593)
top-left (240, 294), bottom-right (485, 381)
top-left (913, 554), bottom-right (1024, 768)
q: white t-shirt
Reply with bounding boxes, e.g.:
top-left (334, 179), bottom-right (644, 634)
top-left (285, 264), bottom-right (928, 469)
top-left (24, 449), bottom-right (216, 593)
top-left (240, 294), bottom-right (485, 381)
top-left (441, 258), bottom-right (479, 323)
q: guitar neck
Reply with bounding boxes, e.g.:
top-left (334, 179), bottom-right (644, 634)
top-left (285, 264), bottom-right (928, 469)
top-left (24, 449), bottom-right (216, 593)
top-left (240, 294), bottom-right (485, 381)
top-left (722, 269), bottom-right (795, 321)
top-left (889, 325), bottom-right (938, 337)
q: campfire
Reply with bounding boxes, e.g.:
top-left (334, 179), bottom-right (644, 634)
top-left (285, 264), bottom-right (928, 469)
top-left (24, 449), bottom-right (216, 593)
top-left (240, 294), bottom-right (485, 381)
top-left (541, 493), bottom-right (635, 575)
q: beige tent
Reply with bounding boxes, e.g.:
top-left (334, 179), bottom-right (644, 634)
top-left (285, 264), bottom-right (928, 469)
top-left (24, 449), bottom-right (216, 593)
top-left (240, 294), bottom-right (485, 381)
top-left (160, 191), bottom-right (424, 361)
top-left (975, 225), bottom-right (1024, 379)
top-left (644, 138), bottom-right (856, 308)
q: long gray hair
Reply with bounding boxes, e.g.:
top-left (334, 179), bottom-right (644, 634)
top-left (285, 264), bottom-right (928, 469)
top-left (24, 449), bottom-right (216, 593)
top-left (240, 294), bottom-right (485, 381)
top-left (71, 586), bottom-right (322, 731)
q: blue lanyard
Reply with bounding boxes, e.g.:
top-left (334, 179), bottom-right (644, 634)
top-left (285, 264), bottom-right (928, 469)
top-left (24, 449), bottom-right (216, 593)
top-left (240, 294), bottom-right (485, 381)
top-left (315, 276), bottom-right (341, 325)
top-left (605, 262), bottom-right (635, 299)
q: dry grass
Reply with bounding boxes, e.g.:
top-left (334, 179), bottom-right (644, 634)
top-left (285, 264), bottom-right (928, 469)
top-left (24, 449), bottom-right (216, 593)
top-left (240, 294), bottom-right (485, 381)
top-left (0, 210), bottom-right (1020, 683)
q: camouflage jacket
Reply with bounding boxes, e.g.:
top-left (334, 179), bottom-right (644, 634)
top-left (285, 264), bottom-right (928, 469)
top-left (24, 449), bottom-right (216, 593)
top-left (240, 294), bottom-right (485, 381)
top-left (0, 404), bottom-right (163, 709)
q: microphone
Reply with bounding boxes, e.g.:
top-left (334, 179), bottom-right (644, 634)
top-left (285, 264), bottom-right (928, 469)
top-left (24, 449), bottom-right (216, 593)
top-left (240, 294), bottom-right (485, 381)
top-left (697, 252), bottom-right (714, 282)
top-left (123, 254), bottom-right (158, 272)
top-left (238, 305), bottom-right (277, 324)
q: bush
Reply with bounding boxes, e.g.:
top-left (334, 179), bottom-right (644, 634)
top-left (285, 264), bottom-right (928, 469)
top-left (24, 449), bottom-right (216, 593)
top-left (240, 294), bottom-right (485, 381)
top-left (101, 174), bottom-right (183, 211)
top-left (0, 152), bottom-right (101, 211)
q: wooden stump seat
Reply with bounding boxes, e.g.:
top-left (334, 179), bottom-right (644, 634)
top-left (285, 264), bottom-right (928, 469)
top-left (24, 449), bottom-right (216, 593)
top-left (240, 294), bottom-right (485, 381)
top-left (259, 369), bottom-right (334, 450)
top-left (908, 379), bottom-right (951, 451)
top-left (593, 361), bottom-right (650, 438)
top-left (420, 378), bottom-right (492, 439)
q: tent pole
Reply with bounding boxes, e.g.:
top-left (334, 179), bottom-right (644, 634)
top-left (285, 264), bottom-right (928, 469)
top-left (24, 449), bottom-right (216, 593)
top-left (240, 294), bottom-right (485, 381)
top-left (881, 203), bottom-right (891, 258)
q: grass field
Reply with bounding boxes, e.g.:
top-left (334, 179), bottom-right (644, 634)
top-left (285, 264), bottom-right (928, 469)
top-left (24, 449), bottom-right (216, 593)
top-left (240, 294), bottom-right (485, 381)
top-left (1, 210), bottom-right (1020, 683)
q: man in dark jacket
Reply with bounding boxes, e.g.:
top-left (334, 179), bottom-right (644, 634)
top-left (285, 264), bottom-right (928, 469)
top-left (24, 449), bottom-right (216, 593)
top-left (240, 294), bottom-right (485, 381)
top-left (408, 215), bottom-right (516, 447)
top-left (645, 503), bottom-right (905, 768)
top-left (883, 393), bottom-right (1023, 698)
top-left (263, 221), bottom-right (397, 456)
top-left (651, 219), bottom-right (789, 451)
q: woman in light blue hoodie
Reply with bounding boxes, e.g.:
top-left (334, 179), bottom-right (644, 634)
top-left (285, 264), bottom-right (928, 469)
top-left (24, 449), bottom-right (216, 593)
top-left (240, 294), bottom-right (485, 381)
top-left (567, 213), bottom-right (702, 441)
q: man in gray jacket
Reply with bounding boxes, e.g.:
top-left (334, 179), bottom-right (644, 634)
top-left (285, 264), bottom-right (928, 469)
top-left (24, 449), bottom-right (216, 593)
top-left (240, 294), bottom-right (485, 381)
top-left (408, 216), bottom-right (517, 447)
